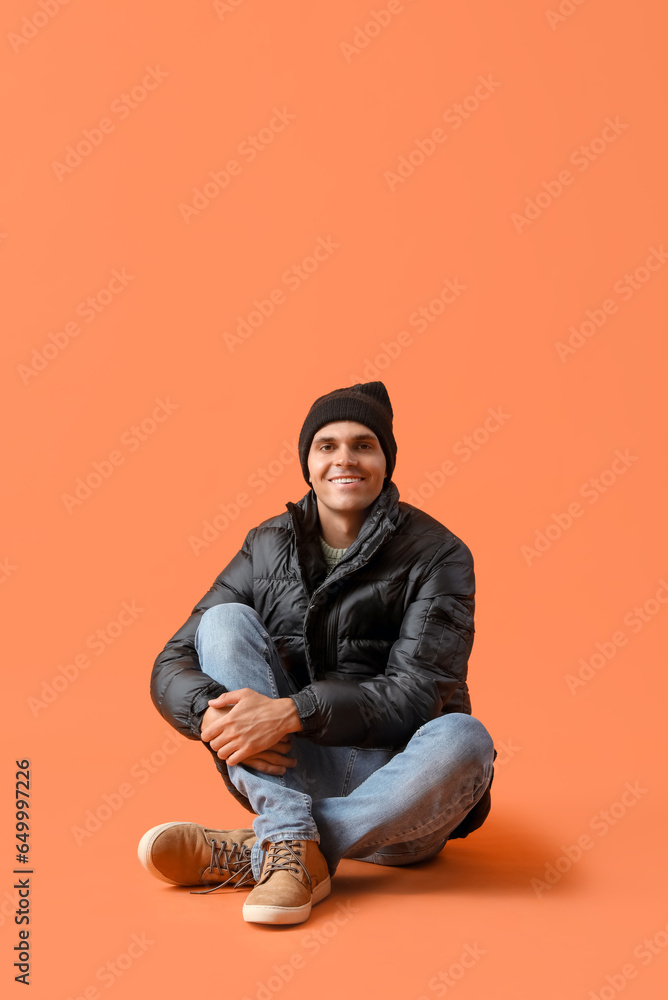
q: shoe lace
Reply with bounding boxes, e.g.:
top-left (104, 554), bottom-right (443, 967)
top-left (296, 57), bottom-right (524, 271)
top-left (190, 839), bottom-right (255, 896)
top-left (261, 840), bottom-right (312, 890)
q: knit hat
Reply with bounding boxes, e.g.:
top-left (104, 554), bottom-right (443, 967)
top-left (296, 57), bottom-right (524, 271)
top-left (298, 381), bottom-right (397, 485)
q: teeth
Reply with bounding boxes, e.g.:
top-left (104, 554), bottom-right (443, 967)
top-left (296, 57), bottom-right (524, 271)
top-left (331, 478), bottom-right (362, 483)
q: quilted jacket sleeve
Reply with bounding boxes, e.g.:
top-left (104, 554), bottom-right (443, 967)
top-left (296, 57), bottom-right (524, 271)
top-left (150, 529), bottom-right (256, 739)
top-left (290, 539), bottom-right (475, 749)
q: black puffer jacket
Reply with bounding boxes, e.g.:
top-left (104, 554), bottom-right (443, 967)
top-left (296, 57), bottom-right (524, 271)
top-left (150, 480), bottom-right (495, 838)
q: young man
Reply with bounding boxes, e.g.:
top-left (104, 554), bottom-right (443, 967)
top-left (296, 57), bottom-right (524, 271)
top-left (140, 381), bottom-right (496, 925)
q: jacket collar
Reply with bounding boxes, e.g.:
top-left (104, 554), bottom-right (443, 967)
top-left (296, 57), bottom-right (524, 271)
top-left (286, 480), bottom-right (400, 592)
top-left (286, 478), bottom-right (400, 535)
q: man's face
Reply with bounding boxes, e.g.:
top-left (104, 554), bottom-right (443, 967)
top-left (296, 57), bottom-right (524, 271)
top-left (307, 420), bottom-right (387, 515)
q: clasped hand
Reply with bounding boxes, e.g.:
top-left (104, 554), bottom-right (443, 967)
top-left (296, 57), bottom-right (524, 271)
top-left (200, 688), bottom-right (302, 775)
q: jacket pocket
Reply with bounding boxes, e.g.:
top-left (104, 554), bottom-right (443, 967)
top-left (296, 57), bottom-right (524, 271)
top-left (414, 600), bottom-right (474, 668)
top-left (425, 606), bottom-right (474, 637)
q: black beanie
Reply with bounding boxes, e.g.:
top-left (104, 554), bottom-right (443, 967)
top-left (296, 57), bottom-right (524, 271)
top-left (298, 381), bottom-right (397, 485)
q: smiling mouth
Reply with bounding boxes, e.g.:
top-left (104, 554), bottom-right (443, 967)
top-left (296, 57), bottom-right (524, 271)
top-left (329, 476), bottom-right (364, 484)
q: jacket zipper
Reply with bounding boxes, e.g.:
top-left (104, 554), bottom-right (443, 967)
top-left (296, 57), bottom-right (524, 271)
top-left (288, 504), bottom-right (396, 680)
top-left (322, 590), bottom-right (342, 677)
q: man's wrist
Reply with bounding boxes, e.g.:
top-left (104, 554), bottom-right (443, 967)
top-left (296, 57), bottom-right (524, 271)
top-left (288, 689), bottom-right (319, 736)
top-left (280, 697), bottom-right (303, 734)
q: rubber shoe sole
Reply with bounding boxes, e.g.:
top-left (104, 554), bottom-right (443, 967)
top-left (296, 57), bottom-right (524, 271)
top-left (242, 875), bottom-right (331, 925)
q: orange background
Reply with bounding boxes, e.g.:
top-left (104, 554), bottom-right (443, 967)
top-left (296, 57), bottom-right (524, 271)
top-left (2, 1), bottom-right (667, 997)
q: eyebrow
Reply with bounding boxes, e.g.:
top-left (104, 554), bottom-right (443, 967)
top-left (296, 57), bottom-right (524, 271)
top-left (313, 432), bottom-right (379, 443)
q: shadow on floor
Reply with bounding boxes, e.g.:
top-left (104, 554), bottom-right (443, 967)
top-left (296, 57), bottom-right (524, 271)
top-left (332, 812), bottom-right (584, 899)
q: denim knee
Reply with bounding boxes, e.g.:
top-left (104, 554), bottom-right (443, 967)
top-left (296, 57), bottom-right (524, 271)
top-left (194, 602), bottom-right (280, 692)
top-left (198, 601), bottom-right (261, 632)
top-left (195, 602), bottom-right (265, 649)
top-left (417, 713), bottom-right (495, 771)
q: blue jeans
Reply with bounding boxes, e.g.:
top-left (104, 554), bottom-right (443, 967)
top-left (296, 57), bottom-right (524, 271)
top-left (195, 603), bottom-right (495, 881)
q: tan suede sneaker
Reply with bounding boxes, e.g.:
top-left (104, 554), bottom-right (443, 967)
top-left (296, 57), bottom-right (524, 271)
top-left (138, 822), bottom-right (257, 889)
top-left (242, 839), bottom-right (331, 925)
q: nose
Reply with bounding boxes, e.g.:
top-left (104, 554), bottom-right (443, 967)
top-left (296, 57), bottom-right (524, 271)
top-left (334, 445), bottom-right (358, 466)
